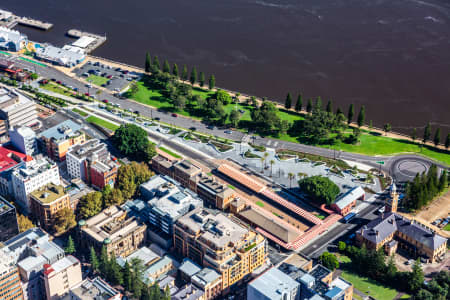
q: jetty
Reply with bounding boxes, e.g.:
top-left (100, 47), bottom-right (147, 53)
top-left (0, 9), bottom-right (53, 30)
top-left (67, 29), bottom-right (106, 53)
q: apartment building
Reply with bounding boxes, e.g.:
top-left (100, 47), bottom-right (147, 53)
top-left (248, 267), bottom-right (299, 300)
top-left (29, 183), bottom-right (70, 231)
top-left (66, 139), bottom-right (118, 189)
top-left (172, 160), bottom-right (201, 191)
top-left (11, 157), bottom-right (60, 212)
top-left (178, 259), bottom-right (222, 299)
top-left (174, 208), bottom-right (267, 293)
top-left (9, 126), bottom-right (37, 156)
top-left (78, 205), bottom-right (147, 257)
top-left (196, 173), bottom-right (235, 210)
top-left (43, 255), bottom-right (82, 300)
top-left (3, 228), bottom-right (65, 300)
top-left (0, 247), bottom-right (24, 300)
top-left (0, 87), bottom-right (37, 142)
top-left (0, 145), bottom-right (28, 197)
top-left (66, 277), bottom-right (121, 300)
top-left (0, 196), bottom-right (19, 242)
top-left (38, 120), bottom-right (85, 161)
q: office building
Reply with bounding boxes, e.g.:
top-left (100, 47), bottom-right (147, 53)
top-left (174, 208), bottom-right (267, 293)
top-left (11, 157), bottom-right (60, 212)
top-left (196, 173), bottom-right (234, 210)
top-left (38, 120), bottom-right (85, 161)
top-left (35, 45), bottom-right (85, 67)
top-left (66, 139), bottom-right (118, 189)
top-left (3, 228), bottom-right (65, 300)
top-left (0, 196), bottom-right (19, 242)
top-left (78, 205), bottom-right (146, 257)
top-left (43, 255), bottom-right (82, 300)
top-left (172, 284), bottom-right (204, 300)
top-left (172, 160), bottom-right (202, 191)
top-left (66, 277), bottom-right (121, 300)
top-left (0, 26), bottom-right (28, 52)
top-left (247, 267), bottom-right (300, 300)
top-left (9, 126), bottom-right (37, 156)
top-left (0, 88), bottom-right (37, 142)
top-left (0, 247), bottom-right (24, 300)
top-left (0, 145), bottom-right (29, 196)
top-left (331, 186), bottom-right (364, 216)
top-left (29, 183), bottom-right (70, 231)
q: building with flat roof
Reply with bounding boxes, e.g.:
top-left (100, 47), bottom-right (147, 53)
top-left (78, 205), bottom-right (147, 257)
top-left (142, 255), bottom-right (178, 285)
top-left (66, 139), bottom-right (118, 189)
top-left (38, 120), bottom-right (85, 161)
top-left (174, 208), bottom-right (267, 294)
top-left (191, 267), bottom-right (222, 300)
top-left (66, 277), bottom-right (121, 300)
top-left (172, 284), bottom-right (204, 300)
top-left (43, 255), bottom-right (82, 300)
top-left (0, 247), bottom-right (24, 300)
top-left (116, 247), bottom-right (160, 269)
top-left (9, 126), bottom-right (37, 156)
top-left (196, 173), bottom-right (234, 210)
top-left (172, 160), bottom-right (202, 191)
top-left (0, 26), bottom-right (28, 52)
top-left (0, 145), bottom-right (28, 196)
top-left (29, 183), bottom-right (70, 231)
top-left (247, 267), bottom-right (300, 300)
top-left (0, 195), bottom-right (19, 242)
top-left (0, 88), bottom-right (37, 142)
top-left (35, 45), bottom-right (85, 67)
top-left (331, 186), bottom-right (364, 216)
top-left (3, 228), bottom-right (65, 300)
top-left (11, 157), bottom-right (60, 212)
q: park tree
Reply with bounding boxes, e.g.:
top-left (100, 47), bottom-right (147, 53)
top-left (90, 247), bottom-right (99, 272)
top-left (79, 192), bottom-right (103, 219)
top-left (295, 94), bottom-right (302, 112)
top-left (414, 289), bottom-right (433, 300)
top-left (102, 187), bottom-right (124, 207)
top-left (347, 104), bottom-right (354, 124)
top-left (65, 236), bottom-right (76, 254)
top-left (385, 255), bottom-right (398, 283)
top-left (99, 245), bottom-right (109, 276)
top-left (172, 63), bottom-right (179, 77)
top-left (319, 252), bottom-right (339, 270)
top-left (229, 110), bottom-right (240, 128)
top-left (209, 74), bottom-right (215, 90)
top-left (117, 162), bottom-right (152, 199)
top-left (190, 67), bottom-right (197, 85)
top-left (338, 241), bottom-right (346, 252)
top-left (199, 71), bottom-right (205, 87)
top-left (182, 65), bottom-right (188, 81)
top-left (145, 52), bottom-right (151, 73)
top-left (298, 176), bottom-right (340, 205)
top-left (301, 109), bottom-right (345, 144)
top-left (423, 122), bottom-right (431, 143)
top-left (369, 120), bottom-right (373, 129)
top-left (108, 257), bottom-right (123, 285)
top-left (250, 101), bottom-right (282, 135)
top-left (112, 124), bottom-right (156, 161)
top-left (439, 170), bottom-right (448, 192)
top-left (434, 128), bottom-right (441, 146)
top-left (315, 97), bottom-right (322, 111)
top-left (152, 56), bottom-right (160, 71)
top-left (326, 100), bottom-right (333, 113)
top-left (52, 211), bottom-right (76, 233)
top-left (409, 259), bottom-right (425, 292)
top-left (446, 133), bottom-right (450, 149)
top-left (162, 59), bottom-right (170, 73)
top-left (173, 95), bottom-right (186, 110)
top-left (384, 123), bottom-right (391, 135)
top-left (123, 261), bottom-right (132, 291)
top-left (17, 214), bottom-right (34, 232)
top-left (306, 98), bottom-right (313, 113)
top-left (411, 128), bottom-right (417, 142)
top-left (357, 105), bottom-right (365, 127)
top-left (215, 89), bottom-right (232, 104)
top-left (285, 93), bottom-right (292, 109)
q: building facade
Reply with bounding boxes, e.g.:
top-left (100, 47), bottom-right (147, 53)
top-left (0, 27), bottom-right (28, 52)
top-left (29, 183), bottom-right (70, 231)
top-left (0, 145), bottom-right (28, 197)
top-left (11, 157), bottom-right (60, 212)
top-left (0, 247), bottom-right (24, 300)
top-left (38, 120), bottom-right (85, 161)
top-left (43, 255), bottom-right (82, 300)
top-left (78, 205), bottom-right (147, 257)
top-left (331, 186), bottom-right (364, 216)
top-left (9, 126), bottom-right (37, 156)
top-left (0, 196), bottom-right (19, 242)
top-left (174, 208), bottom-right (267, 294)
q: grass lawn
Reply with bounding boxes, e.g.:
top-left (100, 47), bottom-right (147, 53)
top-left (86, 116), bottom-right (119, 131)
top-left (228, 184), bottom-right (236, 190)
top-left (41, 83), bottom-right (76, 97)
top-left (72, 108), bottom-right (88, 117)
top-left (159, 146), bottom-right (181, 158)
top-left (444, 223), bottom-right (450, 231)
top-left (256, 201), bottom-right (265, 207)
top-left (87, 75), bottom-right (109, 86)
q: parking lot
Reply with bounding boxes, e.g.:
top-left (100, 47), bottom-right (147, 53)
top-left (72, 61), bottom-right (142, 92)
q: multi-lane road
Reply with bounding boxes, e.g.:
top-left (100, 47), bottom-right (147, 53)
top-left (4, 52), bottom-right (448, 183)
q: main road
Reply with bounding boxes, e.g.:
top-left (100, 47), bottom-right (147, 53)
top-left (5, 52), bottom-right (448, 182)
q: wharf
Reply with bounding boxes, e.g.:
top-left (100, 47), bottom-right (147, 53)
top-left (67, 29), bottom-right (107, 53)
top-left (0, 15), bottom-right (53, 30)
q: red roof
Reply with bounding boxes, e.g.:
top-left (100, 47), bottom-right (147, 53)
top-left (0, 146), bottom-right (28, 173)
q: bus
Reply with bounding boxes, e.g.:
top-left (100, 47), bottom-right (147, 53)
top-left (343, 212), bottom-right (357, 223)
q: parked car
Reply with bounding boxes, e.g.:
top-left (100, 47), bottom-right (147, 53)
top-left (107, 75), bottom-right (112, 79)
top-left (171, 113), bottom-right (178, 117)
top-left (84, 93), bottom-right (90, 97)
top-left (56, 80), bottom-right (62, 84)
top-left (102, 99), bottom-right (109, 103)
top-left (224, 130), bottom-right (232, 134)
top-left (207, 125), bottom-right (215, 130)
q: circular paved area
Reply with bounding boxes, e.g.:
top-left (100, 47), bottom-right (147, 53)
top-left (391, 158), bottom-right (431, 182)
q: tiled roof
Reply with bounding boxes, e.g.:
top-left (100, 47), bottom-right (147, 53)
top-left (218, 164), bottom-right (266, 193)
top-left (334, 186), bottom-right (364, 209)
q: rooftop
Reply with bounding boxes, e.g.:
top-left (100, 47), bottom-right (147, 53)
top-left (44, 255), bottom-right (79, 277)
top-left (13, 156), bottom-right (57, 180)
top-left (67, 139), bottom-right (107, 160)
top-left (196, 173), bottom-right (234, 197)
top-left (191, 267), bottom-right (221, 287)
top-left (38, 119), bottom-right (83, 142)
top-left (248, 267), bottom-right (299, 299)
top-left (116, 247), bottom-right (160, 268)
top-left (69, 277), bottom-right (120, 300)
top-left (334, 186), bottom-right (365, 209)
top-left (0, 195), bottom-right (14, 214)
top-left (35, 45), bottom-right (85, 66)
top-left (143, 255), bottom-right (178, 284)
top-left (0, 144), bottom-right (27, 172)
top-left (10, 125), bottom-right (35, 138)
top-left (172, 284), bottom-right (204, 300)
top-left (173, 160), bottom-right (201, 177)
top-left (30, 183), bottom-right (66, 204)
top-left (179, 258), bottom-right (202, 277)
top-left (0, 87), bottom-right (34, 113)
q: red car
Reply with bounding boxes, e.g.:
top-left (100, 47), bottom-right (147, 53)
top-left (171, 113), bottom-right (178, 117)
top-left (102, 99), bottom-right (109, 103)
top-left (107, 75), bottom-right (112, 79)
top-left (56, 80), bottom-right (62, 84)
top-left (122, 70), bottom-right (129, 74)
top-left (40, 79), bottom-right (48, 84)
top-left (84, 93), bottom-right (90, 97)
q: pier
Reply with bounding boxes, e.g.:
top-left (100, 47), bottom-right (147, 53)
top-left (0, 12), bottom-right (53, 30)
top-left (67, 29), bottom-right (107, 53)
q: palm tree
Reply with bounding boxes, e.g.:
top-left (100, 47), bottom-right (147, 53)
top-left (263, 152), bottom-right (269, 168)
top-left (288, 172), bottom-right (294, 188)
top-left (270, 160), bottom-right (275, 177)
top-left (260, 157), bottom-right (265, 173)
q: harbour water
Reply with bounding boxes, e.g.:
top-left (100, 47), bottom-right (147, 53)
top-left (3, 0), bottom-right (450, 133)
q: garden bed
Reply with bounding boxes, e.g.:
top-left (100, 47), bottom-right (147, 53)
top-left (210, 140), bottom-right (234, 153)
top-left (277, 154), bottom-right (296, 161)
top-left (244, 150), bottom-right (261, 159)
top-left (249, 143), bottom-right (266, 152)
